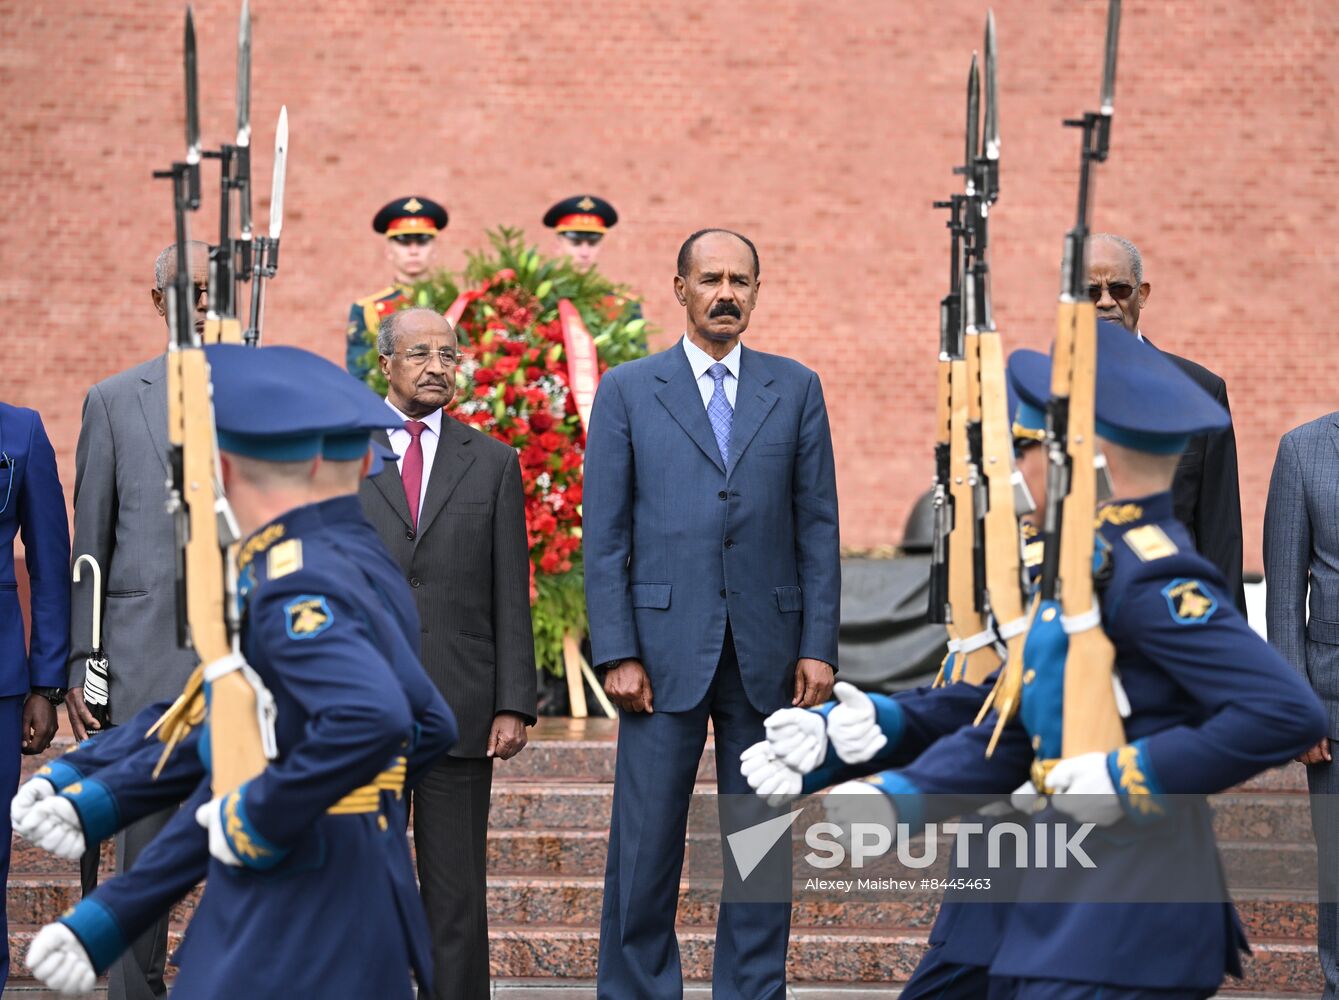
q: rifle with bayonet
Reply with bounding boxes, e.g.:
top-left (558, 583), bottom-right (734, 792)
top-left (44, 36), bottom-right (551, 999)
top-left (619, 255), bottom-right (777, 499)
top-left (152, 6), bottom-right (269, 796)
top-left (935, 52), bottom-right (1004, 687)
top-left (201, 0), bottom-right (251, 345)
top-left (990, 0), bottom-right (1125, 762)
top-left (244, 105), bottom-right (286, 347)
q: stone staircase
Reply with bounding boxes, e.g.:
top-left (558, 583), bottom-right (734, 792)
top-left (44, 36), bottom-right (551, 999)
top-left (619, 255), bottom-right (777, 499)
top-left (4, 719), bottom-right (1325, 994)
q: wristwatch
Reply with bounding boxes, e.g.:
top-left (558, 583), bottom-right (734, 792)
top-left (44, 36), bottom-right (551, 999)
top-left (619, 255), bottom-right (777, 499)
top-left (593, 660), bottom-right (624, 683)
top-left (31, 687), bottom-right (67, 707)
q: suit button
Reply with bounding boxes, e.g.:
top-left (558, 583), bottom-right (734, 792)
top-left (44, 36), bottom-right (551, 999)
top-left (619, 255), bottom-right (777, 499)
top-left (718, 490), bottom-right (728, 500)
top-left (410, 577), bottom-right (422, 588)
top-left (719, 589), bottom-right (727, 598)
top-left (405, 529), bottom-right (416, 540)
top-left (724, 538), bottom-right (735, 548)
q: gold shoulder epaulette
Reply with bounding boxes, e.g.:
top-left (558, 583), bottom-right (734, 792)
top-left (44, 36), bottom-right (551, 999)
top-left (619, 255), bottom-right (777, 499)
top-left (1123, 523), bottom-right (1178, 562)
top-left (238, 524), bottom-right (285, 570)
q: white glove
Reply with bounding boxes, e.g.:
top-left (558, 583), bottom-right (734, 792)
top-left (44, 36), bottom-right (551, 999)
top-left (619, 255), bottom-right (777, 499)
top-left (763, 707), bottom-right (827, 773)
top-left (1009, 780), bottom-right (1041, 815)
top-left (196, 798), bottom-right (242, 867)
top-left (12, 776), bottom-right (56, 835)
top-left (24, 797), bottom-right (86, 860)
top-left (824, 780), bottom-right (898, 833)
top-left (26, 922), bottom-right (96, 994)
top-left (740, 741), bottom-right (803, 807)
top-left (1046, 751), bottom-right (1124, 826)
top-left (827, 682), bottom-right (889, 764)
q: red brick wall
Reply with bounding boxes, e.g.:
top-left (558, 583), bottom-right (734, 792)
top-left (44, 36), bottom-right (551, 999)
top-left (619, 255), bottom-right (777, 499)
top-left (3, 1), bottom-right (1334, 573)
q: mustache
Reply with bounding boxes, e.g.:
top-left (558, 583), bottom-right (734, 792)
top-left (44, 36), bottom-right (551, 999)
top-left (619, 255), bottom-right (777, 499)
top-left (710, 301), bottom-right (741, 319)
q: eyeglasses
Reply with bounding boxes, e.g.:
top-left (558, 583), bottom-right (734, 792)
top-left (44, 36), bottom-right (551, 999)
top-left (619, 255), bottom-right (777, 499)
top-left (560, 232), bottom-right (603, 247)
top-left (395, 348), bottom-right (460, 367)
top-left (1087, 281), bottom-right (1135, 303)
top-left (390, 234), bottom-right (435, 246)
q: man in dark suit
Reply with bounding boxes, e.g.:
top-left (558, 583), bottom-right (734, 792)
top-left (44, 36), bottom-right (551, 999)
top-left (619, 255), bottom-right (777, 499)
top-left (0, 403), bottom-right (68, 992)
top-left (65, 242), bottom-right (209, 1000)
top-left (1264, 411), bottom-right (1339, 998)
top-left (358, 306), bottom-right (537, 1000)
top-left (1087, 233), bottom-right (1246, 608)
top-left (584, 229), bottom-right (840, 999)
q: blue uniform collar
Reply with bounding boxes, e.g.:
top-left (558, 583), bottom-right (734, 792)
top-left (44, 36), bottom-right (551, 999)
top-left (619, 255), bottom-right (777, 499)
top-left (238, 496), bottom-right (366, 569)
top-left (1096, 490), bottom-right (1174, 540)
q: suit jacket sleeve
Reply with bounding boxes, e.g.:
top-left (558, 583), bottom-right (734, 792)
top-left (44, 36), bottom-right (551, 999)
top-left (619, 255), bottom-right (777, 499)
top-left (582, 373), bottom-right (640, 665)
top-left (20, 411), bottom-right (70, 688)
top-left (492, 450), bottom-right (537, 722)
top-left (1264, 431), bottom-right (1310, 679)
top-left (793, 370), bottom-right (841, 666)
top-left (1197, 379), bottom-right (1246, 610)
top-left (68, 385), bottom-right (117, 688)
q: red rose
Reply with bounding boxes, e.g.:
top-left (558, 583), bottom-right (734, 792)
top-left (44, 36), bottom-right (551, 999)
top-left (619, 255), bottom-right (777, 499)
top-left (564, 393), bottom-right (578, 415)
top-left (521, 444), bottom-right (548, 468)
top-left (495, 357), bottom-right (521, 376)
top-left (538, 431), bottom-right (566, 452)
top-left (474, 368), bottom-right (497, 385)
top-left (503, 385), bottom-right (517, 405)
top-left (525, 348), bottom-right (541, 363)
top-left (529, 411), bottom-right (554, 433)
top-left (564, 484), bottom-right (583, 505)
top-left (474, 384), bottom-right (492, 399)
top-left (539, 550), bottom-right (561, 574)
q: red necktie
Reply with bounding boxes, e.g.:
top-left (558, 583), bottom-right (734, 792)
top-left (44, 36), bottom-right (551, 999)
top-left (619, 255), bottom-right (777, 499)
top-left (401, 420), bottom-right (427, 528)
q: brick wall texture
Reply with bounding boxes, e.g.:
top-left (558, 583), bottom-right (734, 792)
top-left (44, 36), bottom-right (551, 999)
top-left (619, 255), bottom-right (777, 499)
top-left (2, 1), bottom-right (1335, 573)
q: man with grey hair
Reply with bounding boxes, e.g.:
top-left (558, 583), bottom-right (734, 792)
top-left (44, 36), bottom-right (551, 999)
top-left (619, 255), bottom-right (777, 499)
top-left (358, 306), bottom-right (536, 999)
top-left (1087, 233), bottom-right (1246, 608)
top-left (64, 241), bottom-right (209, 1000)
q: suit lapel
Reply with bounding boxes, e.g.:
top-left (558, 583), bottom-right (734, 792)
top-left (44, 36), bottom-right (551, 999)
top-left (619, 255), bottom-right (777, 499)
top-left (726, 347), bottom-right (778, 478)
top-left (138, 355), bottom-right (170, 478)
top-left (368, 428), bottom-right (414, 530)
top-left (415, 417), bottom-right (475, 540)
top-left (654, 346), bottom-right (726, 475)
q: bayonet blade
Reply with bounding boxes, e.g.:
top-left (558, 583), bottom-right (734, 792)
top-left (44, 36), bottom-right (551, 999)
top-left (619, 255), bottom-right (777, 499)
top-left (269, 105), bottom-right (287, 239)
top-left (983, 11), bottom-right (999, 161)
top-left (185, 8), bottom-right (200, 165)
top-left (236, 0), bottom-right (252, 147)
top-left (965, 53), bottom-right (980, 185)
top-left (1101, 0), bottom-right (1122, 114)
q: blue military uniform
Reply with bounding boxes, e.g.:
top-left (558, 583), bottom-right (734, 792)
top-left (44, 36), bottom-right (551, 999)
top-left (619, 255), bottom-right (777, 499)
top-left (0, 403), bottom-right (69, 991)
top-left (39, 347), bottom-right (456, 998)
top-left (843, 324), bottom-right (1326, 998)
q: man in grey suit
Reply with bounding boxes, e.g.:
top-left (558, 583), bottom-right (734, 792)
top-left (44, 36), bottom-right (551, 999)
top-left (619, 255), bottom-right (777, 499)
top-left (1264, 411), bottom-right (1339, 998)
top-left (584, 229), bottom-right (840, 999)
top-left (358, 307), bottom-right (537, 1000)
top-left (65, 242), bottom-right (209, 1000)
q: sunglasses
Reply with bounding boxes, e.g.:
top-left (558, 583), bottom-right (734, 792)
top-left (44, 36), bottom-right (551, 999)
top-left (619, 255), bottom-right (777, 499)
top-left (390, 234), bottom-right (435, 246)
top-left (1087, 281), bottom-right (1136, 303)
top-left (560, 232), bottom-right (604, 247)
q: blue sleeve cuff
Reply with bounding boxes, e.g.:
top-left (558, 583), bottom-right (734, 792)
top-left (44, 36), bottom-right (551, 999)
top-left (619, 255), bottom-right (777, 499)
top-left (223, 783), bottom-right (289, 870)
top-left (869, 694), bottom-right (906, 757)
top-left (59, 897), bottom-right (127, 973)
top-left (1107, 739), bottom-right (1167, 823)
top-left (866, 771), bottom-right (924, 831)
top-left (61, 778), bottom-right (121, 843)
top-left (36, 758), bottom-right (83, 789)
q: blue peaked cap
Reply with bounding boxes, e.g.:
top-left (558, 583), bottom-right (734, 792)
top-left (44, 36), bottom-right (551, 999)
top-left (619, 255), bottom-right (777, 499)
top-left (1006, 377), bottom-right (1046, 447)
top-left (1007, 320), bottom-right (1231, 455)
top-left (206, 345), bottom-right (399, 466)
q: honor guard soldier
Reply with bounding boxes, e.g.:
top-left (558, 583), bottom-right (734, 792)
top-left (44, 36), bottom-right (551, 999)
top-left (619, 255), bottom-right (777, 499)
top-left (780, 321), bottom-right (1324, 1000)
top-left (347, 196), bottom-right (449, 379)
top-left (21, 345), bottom-right (457, 999)
top-left (543, 193), bottom-right (617, 271)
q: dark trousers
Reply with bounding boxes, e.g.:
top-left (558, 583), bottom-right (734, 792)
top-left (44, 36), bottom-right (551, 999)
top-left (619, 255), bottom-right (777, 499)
top-left (107, 809), bottom-right (173, 1000)
top-left (993, 980), bottom-right (1212, 1000)
top-left (901, 943), bottom-right (994, 1000)
top-left (597, 630), bottom-right (791, 1000)
top-left (1310, 759), bottom-right (1339, 999)
top-left (0, 695), bottom-right (24, 993)
top-left (413, 754), bottom-right (494, 1000)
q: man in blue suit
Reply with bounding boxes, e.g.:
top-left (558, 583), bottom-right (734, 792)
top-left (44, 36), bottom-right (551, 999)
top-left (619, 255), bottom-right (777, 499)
top-left (584, 228), bottom-right (840, 999)
top-left (1264, 410), bottom-right (1339, 998)
top-left (0, 402), bottom-right (69, 990)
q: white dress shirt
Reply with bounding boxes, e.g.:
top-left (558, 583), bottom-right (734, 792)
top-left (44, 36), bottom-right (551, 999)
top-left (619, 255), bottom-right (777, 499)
top-left (682, 335), bottom-right (741, 409)
top-left (384, 400), bottom-right (443, 513)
